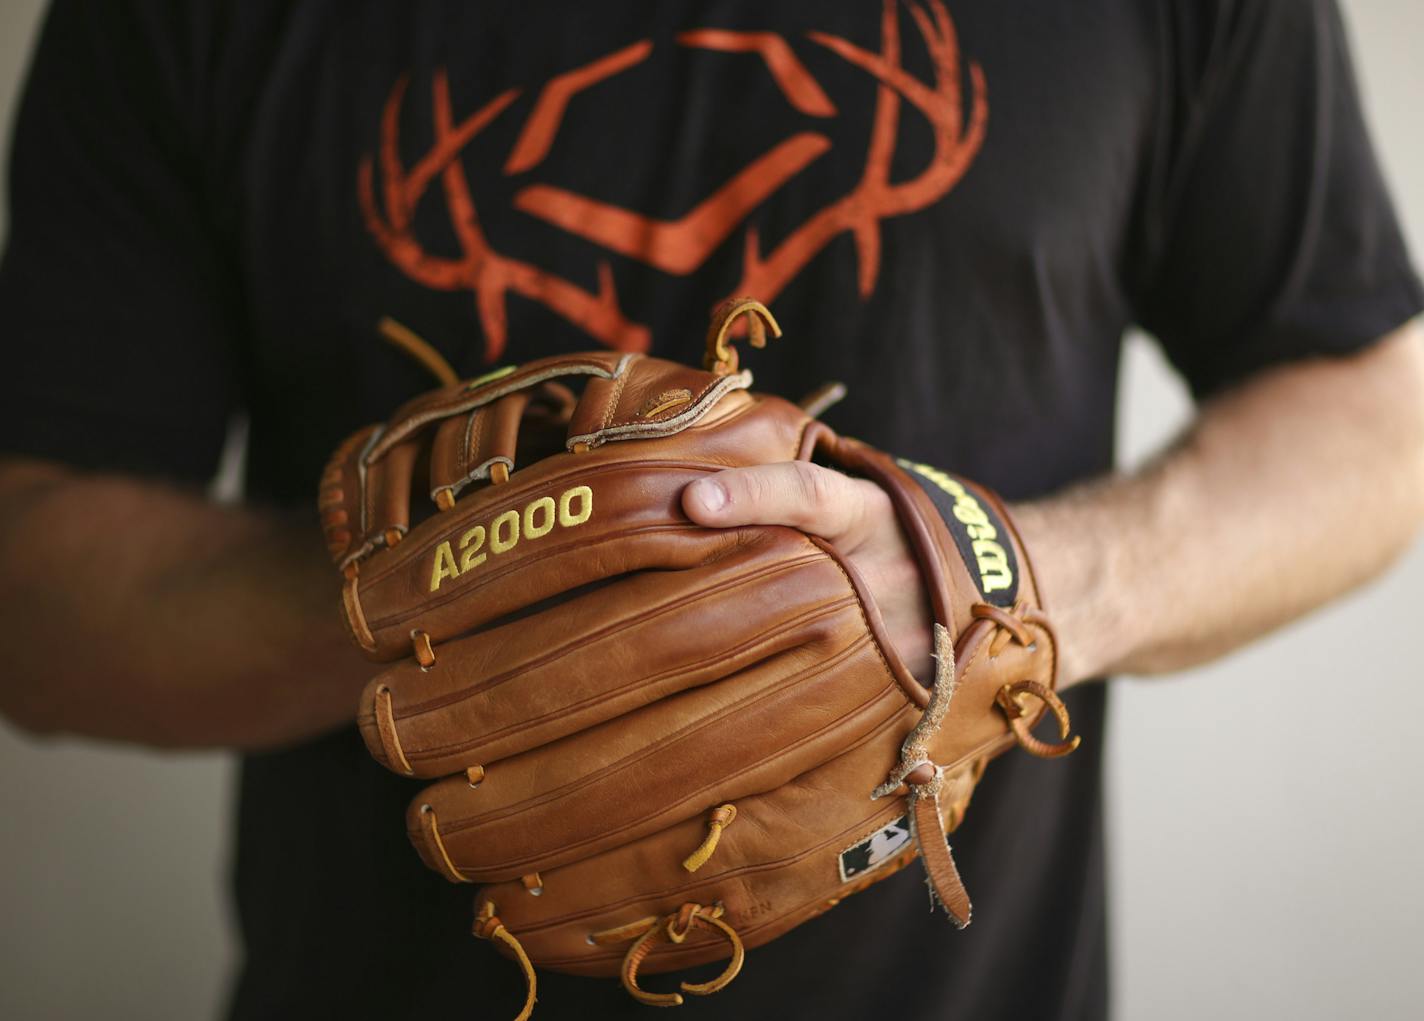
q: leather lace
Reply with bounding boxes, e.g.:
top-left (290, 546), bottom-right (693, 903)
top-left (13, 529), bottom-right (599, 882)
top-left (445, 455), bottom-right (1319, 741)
top-left (996, 678), bottom-right (1079, 758)
top-left (682, 804), bottom-right (737, 873)
top-left (378, 316), bottom-right (460, 386)
top-left (874, 603), bottom-right (1081, 926)
top-left (474, 901), bottom-right (537, 1021)
top-left (591, 903), bottom-right (745, 1008)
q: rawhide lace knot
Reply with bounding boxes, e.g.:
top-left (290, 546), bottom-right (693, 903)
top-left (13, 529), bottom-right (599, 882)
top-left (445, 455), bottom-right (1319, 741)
top-left (971, 601), bottom-right (1033, 650)
top-left (601, 902), bottom-right (745, 1008)
top-left (682, 804), bottom-right (737, 873)
top-left (996, 679), bottom-right (1080, 759)
top-left (971, 602), bottom-right (1080, 758)
top-left (703, 296), bottom-right (781, 375)
top-left (473, 901), bottom-right (537, 1021)
top-left (869, 624), bottom-right (974, 925)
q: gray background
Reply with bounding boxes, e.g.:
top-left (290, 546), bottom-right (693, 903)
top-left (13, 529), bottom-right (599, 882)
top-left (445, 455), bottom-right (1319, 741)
top-left (1, 2), bottom-right (1420, 1018)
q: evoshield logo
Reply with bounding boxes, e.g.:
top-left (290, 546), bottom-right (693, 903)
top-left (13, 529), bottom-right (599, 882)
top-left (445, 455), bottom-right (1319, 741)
top-left (358, 1), bottom-right (986, 361)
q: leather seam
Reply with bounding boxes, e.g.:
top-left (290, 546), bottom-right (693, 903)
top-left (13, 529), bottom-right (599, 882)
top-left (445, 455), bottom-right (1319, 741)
top-left (395, 549), bottom-right (827, 719)
top-left (447, 631), bottom-right (885, 834)
top-left (504, 715), bottom-right (918, 934)
top-left (395, 549), bottom-right (831, 734)
top-left (440, 637), bottom-right (903, 870)
top-left (413, 595), bottom-right (860, 762)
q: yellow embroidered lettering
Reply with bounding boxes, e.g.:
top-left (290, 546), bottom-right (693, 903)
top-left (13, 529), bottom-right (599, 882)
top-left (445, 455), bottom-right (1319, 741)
top-left (898, 458), bottom-right (1016, 596)
top-left (559, 485), bottom-right (593, 526)
top-left (523, 496), bottom-right (555, 539)
top-left (952, 502), bottom-right (991, 531)
top-left (490, 510), bottom-right (520, 554)
top-left (459, 525), bottom-right (487, 573)
top-left (428, 485), bottom-right (595, 588)
top-left (972, 539), bottom-right (1012, 592)
top-left (430, 541), bottom-right (460, 592)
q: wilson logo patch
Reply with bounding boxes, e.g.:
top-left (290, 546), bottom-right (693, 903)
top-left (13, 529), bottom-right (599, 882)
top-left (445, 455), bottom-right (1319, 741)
top-left (895, 459), bottom-right (1018, 607)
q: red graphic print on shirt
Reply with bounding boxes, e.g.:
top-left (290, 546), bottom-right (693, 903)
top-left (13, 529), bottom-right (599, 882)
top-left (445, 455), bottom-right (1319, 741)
top-left (358, 0), bottom-right (986, 362)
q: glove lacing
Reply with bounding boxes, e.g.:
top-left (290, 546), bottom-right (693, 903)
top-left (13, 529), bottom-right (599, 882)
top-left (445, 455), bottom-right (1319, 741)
top-left (873, 608), bottom-right (1080, 926)
top-left (474, 901), bottom-right (538, 1021)
top-left (590, 902), bottom-right (745, 1007)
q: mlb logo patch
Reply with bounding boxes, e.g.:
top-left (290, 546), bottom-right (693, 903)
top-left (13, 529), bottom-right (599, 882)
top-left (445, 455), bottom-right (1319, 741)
top-left (839, 816), bottom-right (913, 882)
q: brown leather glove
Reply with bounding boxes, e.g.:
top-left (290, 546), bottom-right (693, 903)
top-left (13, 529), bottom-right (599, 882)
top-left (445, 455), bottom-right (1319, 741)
top-left (319, 299), bottom-right (1078, 1017)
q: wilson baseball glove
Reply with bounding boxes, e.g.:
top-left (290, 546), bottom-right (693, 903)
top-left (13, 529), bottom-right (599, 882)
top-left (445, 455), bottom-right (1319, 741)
top-left (320, 299), bottom-right (1078, 1018)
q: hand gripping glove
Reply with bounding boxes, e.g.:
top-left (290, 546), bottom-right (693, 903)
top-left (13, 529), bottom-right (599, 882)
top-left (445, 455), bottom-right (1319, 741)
top-left (319, 299), bottom-right (1079, 1018)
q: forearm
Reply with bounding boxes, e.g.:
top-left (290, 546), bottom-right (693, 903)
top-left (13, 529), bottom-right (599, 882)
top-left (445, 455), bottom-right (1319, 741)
top-left (0, 459), bottom-right (367, 748)
top-left (1014, 323), bottom-right (1424, 686)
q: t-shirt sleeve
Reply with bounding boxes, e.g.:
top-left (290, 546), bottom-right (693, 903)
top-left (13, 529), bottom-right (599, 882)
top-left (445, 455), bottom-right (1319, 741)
top-left (1130, 0), bottom-right (1424, 398)
top-left (0, 0), bottom-right (242, 481)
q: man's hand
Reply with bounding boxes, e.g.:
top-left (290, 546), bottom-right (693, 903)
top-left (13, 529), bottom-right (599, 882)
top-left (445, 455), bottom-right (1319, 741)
top-left (684, 322), bottom-right (1424, 693)
top-left (683, 463), bottom-right (935, 681)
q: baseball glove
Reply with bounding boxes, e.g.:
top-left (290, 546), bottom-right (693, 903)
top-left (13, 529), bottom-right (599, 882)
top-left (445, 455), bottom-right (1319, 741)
top-left (320, 298), bottom-right (1078, 1018)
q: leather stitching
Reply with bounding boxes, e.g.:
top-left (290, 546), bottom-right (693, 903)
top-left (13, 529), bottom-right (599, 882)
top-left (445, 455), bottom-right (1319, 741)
top-left (464, 406), bottom-right (484, 469)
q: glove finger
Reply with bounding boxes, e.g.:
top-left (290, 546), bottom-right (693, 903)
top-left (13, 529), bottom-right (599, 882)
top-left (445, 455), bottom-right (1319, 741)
top-left (429, 390), bottom-right (533, 508)
top-left (345, 462), bottom-right (743, 658)
top-left (365, 352), bottom-right (628, 465)
top-left (319, 427), bottom-right (421, 567)
top-left (354, 437), bottom-right (422, 554)
top-left (448, 621), bottom-right (1036, 921)
top-left (359, 529), bottom-right (851, 776)
top-left (406, 619), bottom-right (911, 884)
top-left (478, 727), bottom-right (932, 975)
top-left (320, 424), bottom-right (378, 566)
top-left (564, 358), bottom-right (743, 448)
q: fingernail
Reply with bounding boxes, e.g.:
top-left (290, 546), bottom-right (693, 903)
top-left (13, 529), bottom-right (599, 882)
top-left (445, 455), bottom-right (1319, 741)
top-left (693, 479), bottom-right (726, 513)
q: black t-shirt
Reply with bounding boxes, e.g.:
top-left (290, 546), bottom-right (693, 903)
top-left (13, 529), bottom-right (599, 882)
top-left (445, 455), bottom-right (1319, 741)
top-left (2, 2), bottom-right (1419, 1018)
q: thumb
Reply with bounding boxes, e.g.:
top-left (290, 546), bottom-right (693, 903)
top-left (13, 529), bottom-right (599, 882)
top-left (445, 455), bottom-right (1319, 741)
top-left (682, 461), bottom-right (876, 544)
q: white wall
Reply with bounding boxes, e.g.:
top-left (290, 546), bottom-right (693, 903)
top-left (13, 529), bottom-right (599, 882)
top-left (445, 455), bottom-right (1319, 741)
top-left (0, 2), bottom-right (1419, 1018)
top-left (0, 5), bottom-right (237, 1017)
top-left (1109, 4), bottom-right (1424, 1017)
